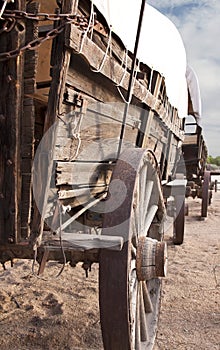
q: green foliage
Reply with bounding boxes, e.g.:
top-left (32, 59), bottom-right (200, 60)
top-left (207, 155), bottom-right (220, 166)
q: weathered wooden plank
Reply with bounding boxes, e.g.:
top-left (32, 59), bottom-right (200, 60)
top-left (31, 0), bottom-right (79, 248)
top-left (24, 53), bottom-right (38, 79)
top-left (42, 232), bottom-right (123, 251)
top-left (58, 187), bottom-right (103, 199)
top-left (67, 54), bottom-right (121, 103)
top-left (66, 25), bottom-right (184, 141)
top-left (56, 160), bottom-right (113, 207)
top-left (24, 78), bottom-right (36, 95)
top-left (24, 1), bottom-right (39, 94)
top-left (21, 158), bottom-right (32, 174)
top-left (21, 174), bottom-right (32, 230)
top-left (66, 26), bottom-right (130, 86)
top-left (87, 98), bottom-right (142, 127)
top-left (21, 142), bottom-right (34, 158)
top-left (53, 100), bottom-right (140, 162)
top-left (63, 86), bottom-right (142, 128)
top-left (54, 133), bottom-right (136, 162)
top-left (78, 0), bottom-right (134, 71)
top-left (56, 160), bottom-right (112, 186)
top-left (20, 1), bottom-right (39, 240)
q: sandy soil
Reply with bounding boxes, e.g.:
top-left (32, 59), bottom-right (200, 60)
top-left (0, 193), bottom-right (219, 350)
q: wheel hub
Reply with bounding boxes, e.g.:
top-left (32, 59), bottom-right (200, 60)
top-left (136, 237), bottom-right (168, 281)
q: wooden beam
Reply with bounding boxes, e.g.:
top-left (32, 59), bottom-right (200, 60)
top-left (31, 0), bottom-right (79, 248)
top-left (0, 0), bottom-right (26, 244)
top-left (21, 1), bottom-right (39, 240)
top-left (42, 233), bottom-right (124, 251)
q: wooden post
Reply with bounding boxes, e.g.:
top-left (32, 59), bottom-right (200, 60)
top-left (31, 0), bottom-right (79, 248)
top-left (20, 1), bottom-right (39, 240)
top-left (0, 0), bottom-right (25, 244)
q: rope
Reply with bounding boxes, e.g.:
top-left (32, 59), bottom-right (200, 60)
top-left (115, 47), bottom-right (128, 87)
top-left (117, 59), bottom-right (140, 104)
top-left (77, 0), bottom-right (95, 54)
top-left (91, 25), bottom-right (112, 73)
top-left (68, 111), bottom-right (84, 161)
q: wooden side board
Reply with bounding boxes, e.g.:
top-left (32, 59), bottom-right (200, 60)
top-left (65, 24), bottom-right (184, 141)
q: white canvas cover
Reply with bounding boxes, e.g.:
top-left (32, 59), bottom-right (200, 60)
top-left (186, 65), bottom-right (202, 123)
top-left (91, 0), bottom-right (188, 118)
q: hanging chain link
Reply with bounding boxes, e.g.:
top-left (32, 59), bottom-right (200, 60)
top-left (0, 10), bottom-right (91, 61)
top-left (0, 17), bottom-right (16, 34)
top-left (2, 9), bottom-right (90, 22)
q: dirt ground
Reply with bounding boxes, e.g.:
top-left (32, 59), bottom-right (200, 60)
top-left (0, 192), bottom-right (219, 350)
top-left (154, 192), bottom-right (220, 350)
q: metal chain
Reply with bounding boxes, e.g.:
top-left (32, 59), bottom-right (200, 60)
top-left (0, 17), bottom-right (16, 34)
top-left (0, 12), bottom-right (91, 61)
top-left (2, 9), bottom-right (89, 22)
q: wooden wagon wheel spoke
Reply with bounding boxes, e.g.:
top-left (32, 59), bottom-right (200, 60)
top-left (135, 285), bottom-right (141, 349)
top-left (139, 163), bottom-right (154, 210)
top-left (142, 281), bottom-right (153, 313)
top-left (99, 148), bottom-right (167, 350)
top-left (139, 283), bottom-right (149, 342)
top-left (130, 266), bottom-right (149, 347)
top-left (136, 159), bottom-right (158, 237)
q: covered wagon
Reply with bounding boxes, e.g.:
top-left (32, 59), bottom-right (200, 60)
top-left (0, 0), bottom-right (191, 348)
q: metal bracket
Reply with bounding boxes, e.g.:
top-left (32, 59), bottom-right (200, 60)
top-left (63, 90), bottom-right (88, 114)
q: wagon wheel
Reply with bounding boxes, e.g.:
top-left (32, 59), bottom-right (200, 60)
top-left (99, 148), bottom-right (167, 350)
top-left (201, 171), bottom-right (211, 217)
top-left (173, 195), bottom-right (185, 245)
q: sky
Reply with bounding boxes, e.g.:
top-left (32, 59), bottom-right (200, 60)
top-left (147, 0), bottom-right (220, 157)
